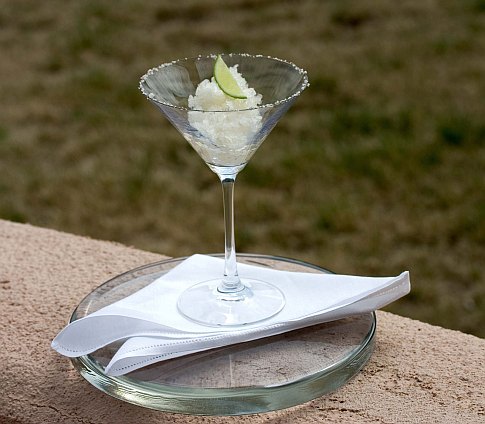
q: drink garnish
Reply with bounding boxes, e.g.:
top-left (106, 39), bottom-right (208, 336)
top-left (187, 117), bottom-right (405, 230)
top-left (214, 55), bottom-right (248, 99)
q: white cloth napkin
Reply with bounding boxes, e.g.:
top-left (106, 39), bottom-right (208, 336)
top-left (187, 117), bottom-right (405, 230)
top-left (52, 254), bottom-right (410, 376)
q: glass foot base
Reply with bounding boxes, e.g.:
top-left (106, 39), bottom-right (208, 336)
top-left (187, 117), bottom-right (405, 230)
top-left (177, 279), bottom-right (285, 326)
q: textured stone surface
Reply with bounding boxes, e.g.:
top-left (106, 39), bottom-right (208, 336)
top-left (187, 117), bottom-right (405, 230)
top-left (0, 220), bottom-right (484, 423)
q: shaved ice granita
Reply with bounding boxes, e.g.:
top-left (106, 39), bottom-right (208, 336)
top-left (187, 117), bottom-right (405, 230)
top-left (187, 57), bottom-right (263, 167)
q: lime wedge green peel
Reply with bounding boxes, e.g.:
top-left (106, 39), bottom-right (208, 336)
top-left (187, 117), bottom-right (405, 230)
top-left (214, 55), bottom-right (247, 99)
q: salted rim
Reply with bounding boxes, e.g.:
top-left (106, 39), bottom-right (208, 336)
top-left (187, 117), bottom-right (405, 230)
top-left (139, 53), bottom-right (309, 113)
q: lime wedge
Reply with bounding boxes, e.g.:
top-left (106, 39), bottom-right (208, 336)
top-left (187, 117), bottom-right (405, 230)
top-left (214, 55), bottom-right (247, 99)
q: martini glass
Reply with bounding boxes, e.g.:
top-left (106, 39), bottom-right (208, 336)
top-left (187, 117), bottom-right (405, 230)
top-left (139, 53), bottom-right (308, 326)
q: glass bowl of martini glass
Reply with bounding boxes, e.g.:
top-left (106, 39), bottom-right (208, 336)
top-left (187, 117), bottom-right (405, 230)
top-left (139, 53), bottom-right (308, 327)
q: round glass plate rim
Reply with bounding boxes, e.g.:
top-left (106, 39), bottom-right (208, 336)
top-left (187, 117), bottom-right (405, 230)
top-left (69, 254), bottom-right (376, 412)
top-left (139, 53), bottom-right (310, 113)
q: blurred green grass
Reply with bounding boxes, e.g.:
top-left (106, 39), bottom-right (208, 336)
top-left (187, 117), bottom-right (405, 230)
top-left (0, 0), bottom-right (483, 336)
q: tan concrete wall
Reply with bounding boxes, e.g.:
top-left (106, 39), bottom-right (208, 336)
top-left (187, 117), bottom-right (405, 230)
top-left (1, 220), bottom-right (483, 423)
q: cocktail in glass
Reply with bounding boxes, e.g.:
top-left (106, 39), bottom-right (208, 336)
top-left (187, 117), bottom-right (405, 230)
top-left (139, 54), bottom-right (308, 326)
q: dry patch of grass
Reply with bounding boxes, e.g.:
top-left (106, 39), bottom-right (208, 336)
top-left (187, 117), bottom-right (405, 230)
top-left (0, 0), bottom-right (484, 336)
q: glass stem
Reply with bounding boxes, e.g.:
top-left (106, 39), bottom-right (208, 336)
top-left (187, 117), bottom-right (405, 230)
top-left (219, 177), bottom-right (244, 293)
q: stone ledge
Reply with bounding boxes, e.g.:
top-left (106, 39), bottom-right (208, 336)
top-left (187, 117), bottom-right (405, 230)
top-left (0, 220), bottom-right (483, 423)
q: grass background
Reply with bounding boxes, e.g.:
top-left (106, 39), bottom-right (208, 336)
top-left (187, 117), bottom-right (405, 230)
top-left (0, 0), bottom-right (483, 336)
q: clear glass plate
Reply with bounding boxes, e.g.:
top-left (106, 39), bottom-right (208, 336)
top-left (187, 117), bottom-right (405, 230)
top-left (70, 254), bottom-right (376, 415)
